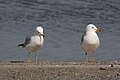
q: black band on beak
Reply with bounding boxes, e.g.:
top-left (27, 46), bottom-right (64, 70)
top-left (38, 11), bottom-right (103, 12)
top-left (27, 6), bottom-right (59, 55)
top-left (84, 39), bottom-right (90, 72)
top-left (41, 34), bottom-right (45, 37)
top-left (96, 28), bottom-right (102, 32)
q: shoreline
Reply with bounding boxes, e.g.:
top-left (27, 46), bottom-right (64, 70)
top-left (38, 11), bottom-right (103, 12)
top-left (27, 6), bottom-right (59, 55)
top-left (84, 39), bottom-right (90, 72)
top-left (0, 61), bottom-right (120, 80)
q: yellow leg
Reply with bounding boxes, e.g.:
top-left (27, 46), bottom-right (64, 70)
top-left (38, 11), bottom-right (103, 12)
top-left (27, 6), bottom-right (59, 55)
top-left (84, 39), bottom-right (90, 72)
top-left (92, 51), bottom-right (95, 64)
top-left (35, 51), bottom-right (39, 64)
top-left (85, 52), bottom-right (88, 63)
top-left (28, 52), bottom-right (31, 63)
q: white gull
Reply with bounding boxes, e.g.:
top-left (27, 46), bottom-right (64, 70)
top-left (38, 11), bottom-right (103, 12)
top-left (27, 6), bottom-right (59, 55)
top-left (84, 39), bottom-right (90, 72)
top-left (18, 26), bottom-right (44, 64)
top-left (81, 24), bottom-right (102, 63)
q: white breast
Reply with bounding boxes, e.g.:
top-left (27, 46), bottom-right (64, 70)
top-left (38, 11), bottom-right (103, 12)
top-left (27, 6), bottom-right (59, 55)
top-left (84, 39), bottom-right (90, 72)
top-left (81, 31), bottom-right (100, 52)
top-left (26, 36), bottom-right (44, 52)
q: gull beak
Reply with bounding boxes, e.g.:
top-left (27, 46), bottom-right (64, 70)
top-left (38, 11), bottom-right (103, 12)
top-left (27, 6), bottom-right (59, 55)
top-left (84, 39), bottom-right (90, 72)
top-left (96, 27), bottom-right (102, 32)
top-left (41, 34), bottom-right (45, 37)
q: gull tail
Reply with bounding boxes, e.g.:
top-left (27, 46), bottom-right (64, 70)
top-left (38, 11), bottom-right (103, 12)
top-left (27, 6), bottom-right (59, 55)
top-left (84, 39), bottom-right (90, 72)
top-left (18, 44), bottom-right (24, 47)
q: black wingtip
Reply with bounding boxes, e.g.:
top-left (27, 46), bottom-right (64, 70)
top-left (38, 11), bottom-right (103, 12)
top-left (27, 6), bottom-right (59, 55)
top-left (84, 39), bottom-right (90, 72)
top-left (18, 44), bottom-right (24, 46)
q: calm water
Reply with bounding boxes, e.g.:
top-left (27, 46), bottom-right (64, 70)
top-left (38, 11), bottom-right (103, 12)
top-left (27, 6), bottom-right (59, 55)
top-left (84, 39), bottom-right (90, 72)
top-left (0, 0), bottom-right (120, 61)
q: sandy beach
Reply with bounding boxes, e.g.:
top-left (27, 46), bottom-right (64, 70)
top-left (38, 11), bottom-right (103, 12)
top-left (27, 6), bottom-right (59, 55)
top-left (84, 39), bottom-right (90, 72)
top-left (0, 61), bottom-right (120, 80)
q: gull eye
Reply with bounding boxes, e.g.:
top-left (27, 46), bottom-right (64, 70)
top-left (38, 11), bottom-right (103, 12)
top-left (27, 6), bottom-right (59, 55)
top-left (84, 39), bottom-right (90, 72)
top-left (92, 27), bottom-right (94, 29)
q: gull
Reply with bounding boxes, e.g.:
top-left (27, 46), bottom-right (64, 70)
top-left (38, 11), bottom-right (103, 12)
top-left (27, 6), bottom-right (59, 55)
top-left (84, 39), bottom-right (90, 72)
top-left (18, 26), bottom-right (44, 64)
top-left (81, 24), bottom-right (102, 63)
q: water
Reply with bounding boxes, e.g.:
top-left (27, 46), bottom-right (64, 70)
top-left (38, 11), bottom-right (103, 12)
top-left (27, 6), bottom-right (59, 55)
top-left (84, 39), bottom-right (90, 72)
top-left (0, 0), bottom-right (120, 61)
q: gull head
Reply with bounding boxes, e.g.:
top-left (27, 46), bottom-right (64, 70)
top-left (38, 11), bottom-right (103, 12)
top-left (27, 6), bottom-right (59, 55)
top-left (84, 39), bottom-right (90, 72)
top-left (35, 26), bottom-right (45, 37)
top-left (86, 24), bottom-right (102, 32)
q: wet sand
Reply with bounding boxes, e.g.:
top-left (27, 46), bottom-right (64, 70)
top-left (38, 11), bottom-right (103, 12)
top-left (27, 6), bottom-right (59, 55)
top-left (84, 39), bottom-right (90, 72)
top-left (0, 61), bottom-right (120, 80)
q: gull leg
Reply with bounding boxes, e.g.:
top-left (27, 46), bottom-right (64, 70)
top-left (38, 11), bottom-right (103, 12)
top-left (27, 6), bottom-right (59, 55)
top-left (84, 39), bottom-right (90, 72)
top-left (28, 52), bottom-right (31, 63)
top-left (35, 51), bottom-right (39, 64)
top-left (92, 51), bottom-right (95, 64)
top-left (85, 52), bottom-right (88, 63)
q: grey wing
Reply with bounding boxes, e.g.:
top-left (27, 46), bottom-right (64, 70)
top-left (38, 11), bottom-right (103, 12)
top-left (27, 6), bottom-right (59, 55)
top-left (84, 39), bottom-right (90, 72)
top-left (23, 37), bottom-right (31, 47)
top-left (80, 32), bottom-right (86, 45)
